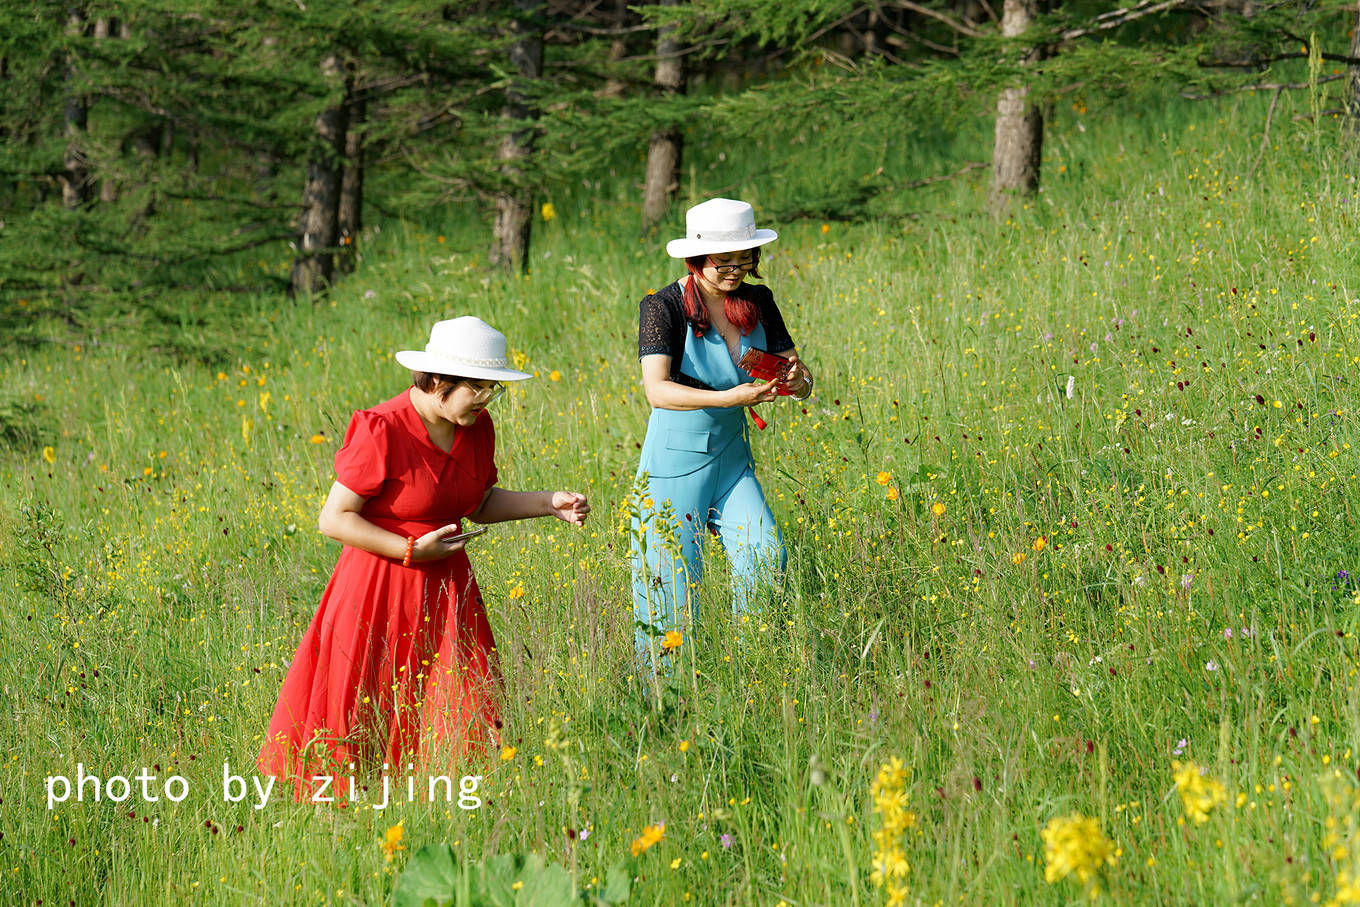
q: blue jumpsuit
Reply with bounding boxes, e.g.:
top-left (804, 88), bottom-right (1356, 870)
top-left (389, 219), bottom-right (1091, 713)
top-left (632, 302), bottom-right (787, 669)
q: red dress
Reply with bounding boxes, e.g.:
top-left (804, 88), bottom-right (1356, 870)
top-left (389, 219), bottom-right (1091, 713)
top-left (258, 390), bottom-right (502, 800)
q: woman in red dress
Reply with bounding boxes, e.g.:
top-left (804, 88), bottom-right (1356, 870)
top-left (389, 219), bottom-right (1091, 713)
top-left (259, 316), bottom-right (590, 802)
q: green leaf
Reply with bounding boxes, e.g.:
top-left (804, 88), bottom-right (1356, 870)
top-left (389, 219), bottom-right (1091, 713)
top-left (393, 844), bottom-right (459, 907)
top-left (512, 853), bottom-right (576, 906)
top-left (597, 862), bottom-right (632, 905)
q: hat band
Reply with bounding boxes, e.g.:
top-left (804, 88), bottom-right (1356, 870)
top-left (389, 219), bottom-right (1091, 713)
top-left (692, 225), bottom-right (756, 242)
top-left (423, 348), bottom-right (508, 368)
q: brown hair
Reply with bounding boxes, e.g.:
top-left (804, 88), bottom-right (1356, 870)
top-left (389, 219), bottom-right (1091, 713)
top-left (411, 371), bottom-right (467, 400)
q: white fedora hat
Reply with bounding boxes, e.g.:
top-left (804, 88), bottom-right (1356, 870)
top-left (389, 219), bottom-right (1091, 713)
top-left (665, 197), bottom-right (778, 259)
top-left (395, 316), bottom-right (533, 382)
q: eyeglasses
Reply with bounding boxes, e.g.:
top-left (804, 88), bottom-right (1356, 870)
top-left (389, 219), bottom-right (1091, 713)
top-left (464, 381), bottom-right (505, 404)
top-left (708, 257), bottom-right (756, 275)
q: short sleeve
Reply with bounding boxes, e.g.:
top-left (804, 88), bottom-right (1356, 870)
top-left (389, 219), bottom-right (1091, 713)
top-left (333, 410), bottom-right (390, 498)
top-left (639, 292), bottom-right (681, 359)
top-left (755, 286), bottom-right (795, 354)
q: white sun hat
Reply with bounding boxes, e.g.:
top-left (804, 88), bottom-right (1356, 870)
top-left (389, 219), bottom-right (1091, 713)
top-left (395, 316), bottom-right (533, 381)
top-left (665, 197), bottom-right (778, 259)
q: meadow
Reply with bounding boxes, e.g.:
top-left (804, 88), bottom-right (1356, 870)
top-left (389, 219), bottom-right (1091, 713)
top-left (4, 83), bottom-right (1360, 905)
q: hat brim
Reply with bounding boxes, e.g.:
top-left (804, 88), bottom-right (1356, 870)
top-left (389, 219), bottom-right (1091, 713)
top-left (395, 350), bottom-right (534, 381)
top-left (665, 229), bottom-right (778, 259)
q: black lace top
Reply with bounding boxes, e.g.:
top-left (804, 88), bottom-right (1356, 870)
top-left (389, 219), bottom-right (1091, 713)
top-left (637, 280), bottom-right (795, 389)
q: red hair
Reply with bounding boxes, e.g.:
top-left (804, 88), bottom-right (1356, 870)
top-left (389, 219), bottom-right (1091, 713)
top-left (682, 250), bottom-right (763, 338)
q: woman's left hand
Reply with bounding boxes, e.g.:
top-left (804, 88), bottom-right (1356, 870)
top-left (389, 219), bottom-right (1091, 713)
top-left (550, 491), bottom-right (591, 526)
top-left (783, 354), bottom-right (814, 399)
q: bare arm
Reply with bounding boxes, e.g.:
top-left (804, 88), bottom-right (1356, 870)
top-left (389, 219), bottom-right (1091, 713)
top-left (468, 487), bottom-right (591, 526)
top-left (640, 354), bottom-right (779, 411)
top-left (317, 481), bottom-right (469, 562)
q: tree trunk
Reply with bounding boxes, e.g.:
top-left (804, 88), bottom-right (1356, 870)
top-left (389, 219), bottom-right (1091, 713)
top-left (253, 145), bottom-right (280, 203)
top-left (337, 79), bottom-right (365, 276)
top-left (641, 0), bottom-right (685, 228)
top-left (599, 0), bottom-right (630, 98)
top-left (863, 8), bottom-right (884, 56)
top-left (1348, 1), bottom-right (1360, 131)
top-left (61, 6), bottom-right (91, 210)
top-left (987, 0), bottom-right (1047, 218)
top-left (290, 55), bottom-right (348, 297)
top-left (94, 17), bottom-right (119, 203)
top-left (489, 0), bottom-right (544, 274)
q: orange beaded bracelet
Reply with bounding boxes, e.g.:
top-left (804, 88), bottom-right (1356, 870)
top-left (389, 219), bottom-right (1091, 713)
top-left (402, 536), bottom-right (415, 567)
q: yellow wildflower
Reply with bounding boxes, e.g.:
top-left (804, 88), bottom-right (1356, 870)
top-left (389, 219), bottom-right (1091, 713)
top-left (42, 446), bottom-right (55, 464)
top-left (541, 202), bottom-right (557, 222)
top-left (631, 823), bottom-right (664, 856)
top-left (869, 756), bottom-right (915, 897)
top-left (1032, 536), bottom-right (1047, 553)
top-left (1041, 813), bottom-right (1116, 892)
top-left (662, 630), bottom-right (683, 652)
top-left (381, 822), bottom-right (406, 862)
top-left (931, 502), bottom-right (946, 516)
top-left (1173, 760), bottom-right (1226, 824)
top-left (875, 471), bottom-right (891, 486)
top-left (500, 746), bottom-right (517, 762)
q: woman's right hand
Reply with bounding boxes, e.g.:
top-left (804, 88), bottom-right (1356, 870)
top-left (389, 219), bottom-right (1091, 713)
top-left (411, 523), bottom-right (472, 562)
top-left (725, 378), bottom-right (781, 408)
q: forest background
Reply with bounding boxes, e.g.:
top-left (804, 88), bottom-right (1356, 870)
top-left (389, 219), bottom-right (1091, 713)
top-left (5, 0), bottom-right (1360, 904)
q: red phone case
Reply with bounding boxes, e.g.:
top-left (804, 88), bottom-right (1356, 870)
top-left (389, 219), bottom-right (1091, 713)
top-left (737, 348), bottom-right (794, 395)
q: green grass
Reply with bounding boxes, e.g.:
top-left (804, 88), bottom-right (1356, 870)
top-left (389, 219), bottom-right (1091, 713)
top-left (5, 83), bottom-right (1360, 905)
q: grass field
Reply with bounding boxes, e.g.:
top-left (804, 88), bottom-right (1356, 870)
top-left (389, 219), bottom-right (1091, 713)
top-left (5, 83), bottom-right (1360, 905)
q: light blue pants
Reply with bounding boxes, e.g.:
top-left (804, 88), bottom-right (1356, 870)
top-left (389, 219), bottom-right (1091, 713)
top-left (631, 464), bottom-right (785, 670)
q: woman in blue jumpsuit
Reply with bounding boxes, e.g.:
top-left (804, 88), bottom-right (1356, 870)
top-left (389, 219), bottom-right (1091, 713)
top-left (632, 198), bottom-right (814, 671)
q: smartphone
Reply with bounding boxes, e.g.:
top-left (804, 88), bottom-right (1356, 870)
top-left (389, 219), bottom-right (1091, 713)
top-left (442, 526), bottom-right (488, 544)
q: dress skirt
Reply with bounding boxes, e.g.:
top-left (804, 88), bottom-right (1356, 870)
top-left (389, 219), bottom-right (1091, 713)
top-left (257, 390), bottom-right (503, 802)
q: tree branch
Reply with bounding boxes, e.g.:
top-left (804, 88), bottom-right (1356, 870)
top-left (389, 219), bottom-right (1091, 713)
top-left (1202, 51), bottom-right (1360, 68)
top-left (804, 5), bottom-right (874, 47)
top-left (890, 1), bottom-right (987, 39)
top-left (1059, 0), bottom-right (1186, 42)
top-left (1180, 72), bottom-right (1345, 99)
top-left (896, 160), bottom-right (988, 189)
top-left (546, 21), bottom-right (655, 37)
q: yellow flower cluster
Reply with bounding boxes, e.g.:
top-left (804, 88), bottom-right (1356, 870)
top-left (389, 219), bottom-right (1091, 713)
top-left (869, 756), bottom-right (915, 906)
top-left (631, 823), bottom-right (664, 857)
top-left (1172, 760), bottom-right (1226, 824)
top-left (381, 822), bottom-right (405, 862)
top-left (1041, 813), bottom-right (1116, 895)
top-left (1321, 773), bottom-right (1360, 906)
